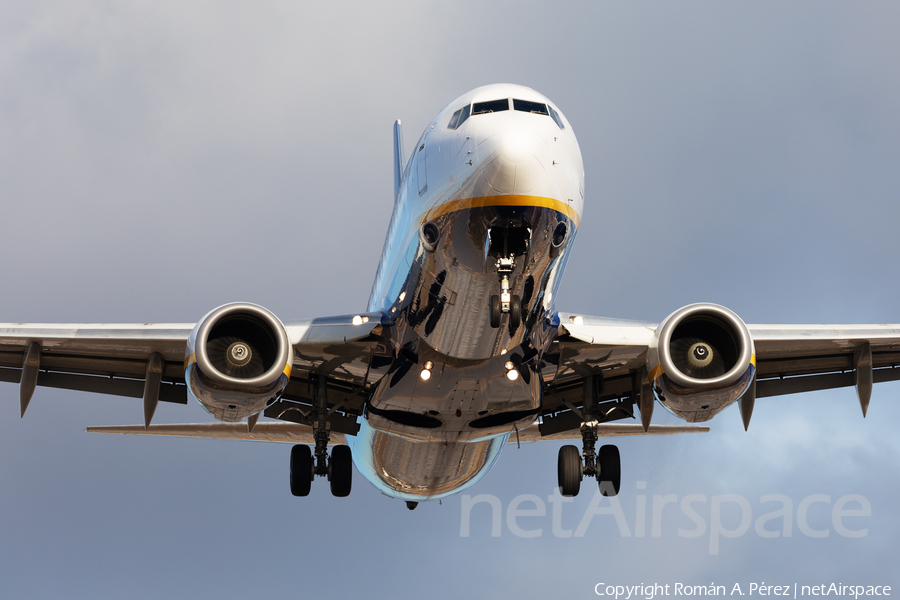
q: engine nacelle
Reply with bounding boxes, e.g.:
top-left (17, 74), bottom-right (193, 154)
top-left (648, 303), bottom-right (755, 423)
top-left (185, 303), bottom-right (292, 422)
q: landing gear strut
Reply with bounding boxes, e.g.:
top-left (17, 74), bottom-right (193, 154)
top-left (557, 375), bottom-right (621, 497)
top-left (489, 256), bottom-right (521, 329)
top-left (289, 374), bottom-right (352, 497)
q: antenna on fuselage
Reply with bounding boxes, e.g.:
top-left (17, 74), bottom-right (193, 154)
top-left (393, 119), bottom-right (404, 202)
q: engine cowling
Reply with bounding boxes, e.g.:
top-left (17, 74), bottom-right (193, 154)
top-left (648, 303), bottom-right (755, 423)
top-left (185, 303), bottom-right (292, 422)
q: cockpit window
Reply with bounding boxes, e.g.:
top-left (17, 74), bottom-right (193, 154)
top-left (547, 104), bottom-right (565, 129)
top-left (472, 99), bottom-right (510, 115)
top-left (447, 104), bottom-right (471, 130)
top-left (513, 99), bottom-right (549, 115)
top-left (457, 104), bottom-right (470, 128)
top-left (448, 109), bottom-right (461, 129)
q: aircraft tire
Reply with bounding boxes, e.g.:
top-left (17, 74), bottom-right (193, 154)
top-left (490, 295), bottom-right (501, 328)
top-left (509, 295), bottom-right (521, 330)
top-left (290, 444), bottom-right (313, 497)
top-left (598, 444), bottom-right (621, 497)
top-left (329, 445), bottom-right (353, 497)
top-left (558, 445), bottom-right (582, 497)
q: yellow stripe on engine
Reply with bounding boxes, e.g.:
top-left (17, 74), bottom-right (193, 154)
top-left (424, 195), bottom-right (581, 228)
top-left (751, 353), bottom-right (756, 367)
top-left (649, 364), bottom-right (664, 382)
top-left (283, 363), bottom-right (292, 379)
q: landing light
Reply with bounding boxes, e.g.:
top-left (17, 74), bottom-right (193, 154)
top-left (504, 361), bottom-right (514, 371)
top-left (352, 315), bottom-right (363, 325)
top-left (570, 315), bottom-right (584, 326)
top-left (506, 369), bottom-right (519, 381)
top-left (398, 291), bottom-right (406, 302)
top-left (420, 360), bottom-right (435, 381)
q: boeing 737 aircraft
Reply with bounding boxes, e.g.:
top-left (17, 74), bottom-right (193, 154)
top-left (2, 83), bottom-right (899, 508)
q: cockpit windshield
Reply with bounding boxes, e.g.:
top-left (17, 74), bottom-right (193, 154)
top-left (512, 99), bottom-right (549, 115)
top-left (447, 97), bottom-right (564, 129)
top-left (472, 99), bottom-right (510, 115)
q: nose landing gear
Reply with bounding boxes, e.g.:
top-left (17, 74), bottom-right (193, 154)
top-left (486, 220), bottom-right (529, 330)
top-left (489, 257), bottom-right (522, 330)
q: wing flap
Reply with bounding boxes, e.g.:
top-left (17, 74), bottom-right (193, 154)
top-left (512, 423), bottom-right (709, 443)
top-left (86, 422), bottom-right (346, 444)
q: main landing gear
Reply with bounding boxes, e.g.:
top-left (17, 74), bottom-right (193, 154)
top-left (289, 374), bottom-right (352, 497)
top-left (557, 439), bottom-right (620, 498)
top-left (557, 374), bottom-right (622, 497)
top-left (290, 442), bottom-right (352, 497)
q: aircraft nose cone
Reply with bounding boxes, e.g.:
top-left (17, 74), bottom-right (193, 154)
top-left (479, 130), bottom-right (549, 194)
top-left (498, 128), bottom-right (535, 163)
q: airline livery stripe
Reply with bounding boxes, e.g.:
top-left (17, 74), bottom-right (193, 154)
top-left (424, 195), bottom-right (581, 227)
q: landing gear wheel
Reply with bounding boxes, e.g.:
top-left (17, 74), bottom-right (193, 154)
top-left (290, 444), bottom-right (313, 497)
top-left (329, 445), bottom-right (353, 497)
top-left (489, 295), bottom-right (501, 328)
top-left (598, 444), bottom-right (621, 497)
top-left (558, 445), bottom-right (582, 497)
top-left (509, 295), bottom-right (522, 330)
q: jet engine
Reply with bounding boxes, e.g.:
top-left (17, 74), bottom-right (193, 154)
top-left (648, 303), bottom-right (755, 423)
top-left (185, 303), bottom-right (292, 422)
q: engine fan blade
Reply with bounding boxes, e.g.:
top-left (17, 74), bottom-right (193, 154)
top-left (206, 336), bottom-right (267, 379)
top-left (670, 337), bottom-right (726, 380)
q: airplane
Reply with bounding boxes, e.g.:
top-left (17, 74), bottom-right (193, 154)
top-left (2, 83), bottom-right (899, 509)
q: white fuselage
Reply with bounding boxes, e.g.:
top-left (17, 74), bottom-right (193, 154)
top-left (349, 84), bottom-right (586, 501)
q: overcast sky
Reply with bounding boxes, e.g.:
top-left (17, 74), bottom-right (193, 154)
top-left (2, 1), bottom-right (900, 597)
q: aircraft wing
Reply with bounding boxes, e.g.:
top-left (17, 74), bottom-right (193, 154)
top-left (85, 421), bottom-right (708, 443)
top-left (544, 311), bottom-right (900, 432)
top-left (0, 313), bottom-right (389, 432)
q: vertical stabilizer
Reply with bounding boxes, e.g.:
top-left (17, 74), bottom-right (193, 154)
top-left (393, 120), bottom-right (404, 202)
